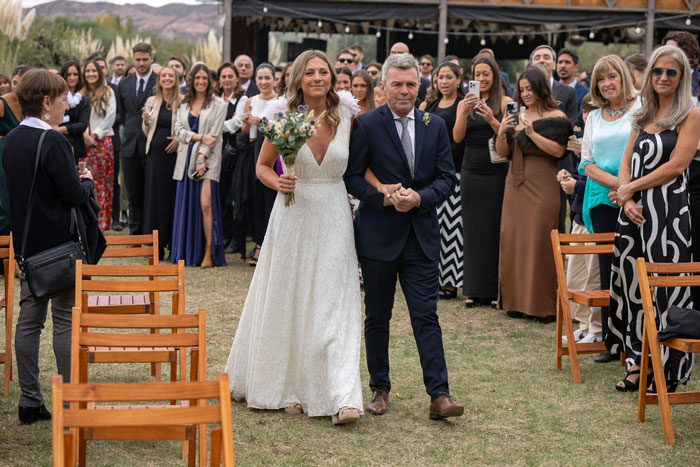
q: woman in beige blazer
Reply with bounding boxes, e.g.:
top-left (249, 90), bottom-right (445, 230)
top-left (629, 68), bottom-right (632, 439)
top-left (141, 65), bottom-right (183, 259)
top-left (171, 64), bottom-right (227, 267)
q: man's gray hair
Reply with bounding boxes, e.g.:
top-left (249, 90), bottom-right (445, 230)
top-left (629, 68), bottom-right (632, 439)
top-left (381, 53), bottom-right (420, 83)
top-left (234, 54), bottom-right (253, 65)
top-left (529, 45), bottom-right (556, 64)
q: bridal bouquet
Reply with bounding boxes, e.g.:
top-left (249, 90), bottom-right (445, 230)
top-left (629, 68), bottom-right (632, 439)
top-left (258, 105), bottom-right (325, 206)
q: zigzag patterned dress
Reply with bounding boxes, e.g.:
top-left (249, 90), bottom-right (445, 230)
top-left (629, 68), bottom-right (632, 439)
top-left (607, 128), bottom-right (694, 384)
top-left (426, 99), bottom-right (465, 289)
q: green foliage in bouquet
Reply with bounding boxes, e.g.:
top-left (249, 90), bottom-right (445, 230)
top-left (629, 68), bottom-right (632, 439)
top-left (258, 105), bottom-right (325, 206)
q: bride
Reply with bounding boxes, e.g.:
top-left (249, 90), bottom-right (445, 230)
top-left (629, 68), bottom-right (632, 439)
top-left (225, 50), bottom-right (363, 425)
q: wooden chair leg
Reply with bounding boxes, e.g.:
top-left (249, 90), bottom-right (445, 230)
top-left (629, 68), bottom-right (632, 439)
top-left (562, 298), bottom-right (582, 384)
top-left (638, 323), bottom-right (650, 423)
top-left (210, 427), bottom-right (222, 467)
top-left (187, 431), bottom-right (196, 467)
top-left (647, 320), bottom-right (675, 444)
top-left (3, 303), bottom-right (11, 397)
top-left (78, 427), bottom-right (87, 467)
top-left (555, 294), bottom-right (563, 370)
top-left (64, 431), bottom-right (75, 466)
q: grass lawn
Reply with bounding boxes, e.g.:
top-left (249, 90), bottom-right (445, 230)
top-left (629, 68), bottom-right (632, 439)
top-left (1, 246), bottom-right (699, 466)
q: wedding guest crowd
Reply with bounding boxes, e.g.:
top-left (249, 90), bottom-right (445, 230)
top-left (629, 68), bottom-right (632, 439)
top-left (4, 33), bottom-right (700, 403)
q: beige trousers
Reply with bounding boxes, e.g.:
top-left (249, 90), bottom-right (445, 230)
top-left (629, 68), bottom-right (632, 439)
top-left (565, 222), bottom-right (602, 334)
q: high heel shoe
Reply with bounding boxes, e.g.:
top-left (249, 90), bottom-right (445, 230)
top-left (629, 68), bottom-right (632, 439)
top-left (200, 245), bottom-right (213, 269)
top-left (248, 246), bottom-right (261, 267)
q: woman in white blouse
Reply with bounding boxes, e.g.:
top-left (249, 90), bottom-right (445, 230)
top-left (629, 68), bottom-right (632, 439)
top-left (81, 58), bottom-right (117, 230)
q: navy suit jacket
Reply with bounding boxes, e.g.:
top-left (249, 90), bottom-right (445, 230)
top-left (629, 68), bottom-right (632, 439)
top-left (573, 80), bottom-right (589, 107)
top-left (116, 72), bottom-right (157, 159)
top-left (344, 105), bottom-right (455, 262)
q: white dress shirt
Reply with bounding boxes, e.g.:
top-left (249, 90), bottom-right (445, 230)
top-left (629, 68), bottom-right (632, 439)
top-left (88, 90), bottom-right (117, 139)
top-left (390, 109), bottom-right (416, 157)
top-left (222, 94), bottom-right (249, 134)
top-left (135, 70), bottom-right (153, 94)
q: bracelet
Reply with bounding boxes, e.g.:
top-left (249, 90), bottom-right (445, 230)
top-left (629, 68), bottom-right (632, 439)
top-left (197, 158), bottom-right (205, 163)
top-left (497, 134), bottom-right (506, 141)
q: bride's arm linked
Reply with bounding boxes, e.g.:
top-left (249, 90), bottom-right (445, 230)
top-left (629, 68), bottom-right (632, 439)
top-left (256, 139), bottom-right (296, 193)
top-left (345, 117), bottom-right (387, 211)
top-left (364, 168), bottom-right (402, 198)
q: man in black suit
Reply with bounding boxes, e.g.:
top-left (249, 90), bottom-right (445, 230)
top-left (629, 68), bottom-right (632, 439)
top-left (95, 57), bottom-right (124, 231)
top-left (529, 45), bottom-right (577, 233)
top-left (234, 55), bottom-right (259, 97)
top-left (345, 53), bottom-right (463, 420)
top-left (116, 42), bottom-right (157, 235)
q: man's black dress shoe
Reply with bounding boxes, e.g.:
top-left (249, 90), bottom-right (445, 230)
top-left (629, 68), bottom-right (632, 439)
top-left (594, 352), bottom-right (618, 363)
top-left (19, 404), bottom-right (52, 425)
top-left (111, 221), bottom-right (123, 232)
top-left (532, 315), bottom-right (556, 324)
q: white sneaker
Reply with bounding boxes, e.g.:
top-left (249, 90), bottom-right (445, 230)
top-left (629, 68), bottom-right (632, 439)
top-left (578, 332), bottom-right (603, 344)
top-left (562, 329), bottom-right (586, 345)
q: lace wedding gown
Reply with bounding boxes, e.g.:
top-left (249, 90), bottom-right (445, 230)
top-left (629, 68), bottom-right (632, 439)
top-left (225, 93), bottom-right (363, 416)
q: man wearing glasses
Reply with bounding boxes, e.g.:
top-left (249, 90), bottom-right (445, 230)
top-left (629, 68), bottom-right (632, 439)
top-left (335, 49), bottom-right (357, 72)
top-left (419, 55), bottom-right (434, 81)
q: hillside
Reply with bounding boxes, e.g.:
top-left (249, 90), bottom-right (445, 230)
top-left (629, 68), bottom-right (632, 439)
top-left (30, 0), bottom-right (222, 40)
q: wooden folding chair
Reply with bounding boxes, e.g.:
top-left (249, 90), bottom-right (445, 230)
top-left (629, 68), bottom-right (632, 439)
top-left (636, 258), bottom-right (700, 445)
top-left (93, 232), bottom-right (161, 377)
top-left (75, 260), bottom-right (185, 382)
top-left (52, 373), bottom-right (234, 466)
top-left (551, 230), bottom-right (621, 384)
top-left (0, 234), bottom-right (15, 397)
top-left (70, 306), bottom-right (207, 465)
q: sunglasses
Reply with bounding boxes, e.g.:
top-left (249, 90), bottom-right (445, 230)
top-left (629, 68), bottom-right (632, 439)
top-left (420, 62), bottom-right (432, 66)
top-left (651, 67), bottom-right (679, 78)
top-left (368, 70), bottom-right (378, 76)
top-left (338, 58), bottom-right (354, 63)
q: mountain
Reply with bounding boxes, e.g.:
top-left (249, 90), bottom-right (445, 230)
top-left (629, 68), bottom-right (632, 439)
top-left (30, 0), bottom-right (222, 40)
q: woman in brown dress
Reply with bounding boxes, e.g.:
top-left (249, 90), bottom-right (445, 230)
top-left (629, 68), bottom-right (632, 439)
top-left (494, 67), bottom-right (573, 321)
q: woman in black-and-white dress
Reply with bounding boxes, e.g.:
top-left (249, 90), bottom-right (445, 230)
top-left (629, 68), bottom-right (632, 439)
top-left (608, 45), bottom-right (700, 392)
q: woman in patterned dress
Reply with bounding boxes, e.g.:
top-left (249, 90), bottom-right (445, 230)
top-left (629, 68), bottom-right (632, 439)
top-left (608, 45), bottom-right (700, 392)
top-left (420, 62), bottom-right (466, 300)
top-left (81, 59), bottom-right (116, 230)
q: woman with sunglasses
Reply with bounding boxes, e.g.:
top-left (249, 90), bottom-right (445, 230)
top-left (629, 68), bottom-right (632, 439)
top-left (607, 46), bottom-right (700, 393)
top-left (366, 62), bottom-right (382, 86)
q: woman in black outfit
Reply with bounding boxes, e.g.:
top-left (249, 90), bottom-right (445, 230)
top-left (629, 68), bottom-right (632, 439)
top-left (141, 65), bottom-right (183, 259)
top-left (57, 60), bottom-right (90, 162)
top-left (453, 54), bottom-right (513, 308)
top-left (218, 62), bottom-right (248, 256)
top-left (3, 69), bottom-right (94, 425)
top-left (419, 61), bottom-right (465, 300)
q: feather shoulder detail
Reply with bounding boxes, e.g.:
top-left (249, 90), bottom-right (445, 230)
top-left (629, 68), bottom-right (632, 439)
top-left (337, 90), bottom-right (361, 117)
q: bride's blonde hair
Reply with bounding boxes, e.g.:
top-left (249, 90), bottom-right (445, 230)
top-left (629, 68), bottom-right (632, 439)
top-left (286, 50), bottom-right (340, 138)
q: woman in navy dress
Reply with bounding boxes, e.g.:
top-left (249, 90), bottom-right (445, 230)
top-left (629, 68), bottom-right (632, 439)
top-left (172, 64), bottom-right (227, 267)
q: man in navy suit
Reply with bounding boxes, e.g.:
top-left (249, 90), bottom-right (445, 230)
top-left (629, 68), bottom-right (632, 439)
top-left (116, 42), bottom-right (157, 235)
top-left (556, 48), bottom-right (589, 110)
top-left (345, 53), bottom-right (463, 420)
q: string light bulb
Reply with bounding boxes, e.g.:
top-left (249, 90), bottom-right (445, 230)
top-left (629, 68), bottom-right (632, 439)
top-left (408, 32), bottom-right (414, 40)
top-left (344, 25), bottom-right (350, 34)
top-left (518, 37), bottom-right (524, 45)
top-left (444, 37), bottom-right (449, 44)
top-left (263, 5), bottom-right (268, 13)
top-left (686, 16), bottom-right (692, 26)
top-left (376, 30), bottom-right (381, 38)
top-left (589, 31), bottom-right (595, 39)
top-left (317, 19), bottom-right (322, 28)
top-left (480, 38), bottom-right (486, 46)
top-left (635, 26), bottom-right (642, 34)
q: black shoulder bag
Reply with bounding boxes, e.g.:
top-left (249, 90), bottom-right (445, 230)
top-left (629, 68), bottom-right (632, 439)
top-left (16, 130), bottom-right (87, 300)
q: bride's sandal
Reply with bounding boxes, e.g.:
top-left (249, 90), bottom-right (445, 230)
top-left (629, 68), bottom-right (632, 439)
top-left (331, 406), bottom-right (360, 425)
top-left (284, 404), bottom-right (303, 414)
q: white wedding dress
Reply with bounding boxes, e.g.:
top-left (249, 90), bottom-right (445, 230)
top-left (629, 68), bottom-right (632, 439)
top-left (225, 92), bottom-right (363, 416)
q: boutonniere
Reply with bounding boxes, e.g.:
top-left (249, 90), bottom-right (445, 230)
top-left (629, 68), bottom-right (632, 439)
top-left (422, 113), bottom-right (431, 126)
